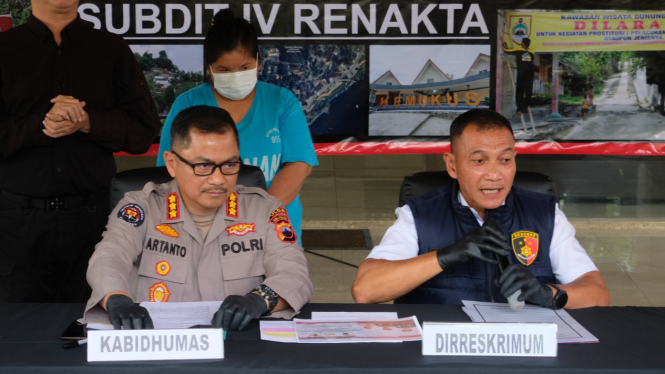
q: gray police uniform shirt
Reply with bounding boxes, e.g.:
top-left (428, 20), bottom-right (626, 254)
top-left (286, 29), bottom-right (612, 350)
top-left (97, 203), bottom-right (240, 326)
top-left (84, 179), bottom-right (312, 321)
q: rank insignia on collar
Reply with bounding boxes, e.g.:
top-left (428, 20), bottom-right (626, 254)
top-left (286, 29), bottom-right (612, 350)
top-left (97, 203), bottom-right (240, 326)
top-left (511, 231), bottom-right (539, 266)
top-left (149, 281), bottom-right (171, 302)
top-left (118, 203), bottom-right (145, 227)
top-left (226, 192), bottom-right (238, 218)
top-left (155, 224), bottom-right (179, 238)
top-left (166, 193), bottom-right (180, 220)
top-left (156, 261), bottom-right (171, 276)
top-left (226, 222), bottom-right (256, 236)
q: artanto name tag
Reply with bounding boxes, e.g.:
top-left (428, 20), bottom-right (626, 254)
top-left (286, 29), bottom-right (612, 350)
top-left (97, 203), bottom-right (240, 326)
top-left (422, 323), bottom-right (557, 357)
top-left (87, 329), bottom-right (224, 362)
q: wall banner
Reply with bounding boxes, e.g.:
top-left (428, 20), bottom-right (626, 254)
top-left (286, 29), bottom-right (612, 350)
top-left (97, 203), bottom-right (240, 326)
top-left (504, 11), bottom-right (665, 52)
top-left (2, 0), bottom-right (665, 156)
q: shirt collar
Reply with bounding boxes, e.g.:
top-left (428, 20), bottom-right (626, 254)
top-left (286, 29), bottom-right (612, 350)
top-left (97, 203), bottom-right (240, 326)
top-left (26, 13), bottom-right (88, 44)
top-left (457, 191), bottom-right (506, 225)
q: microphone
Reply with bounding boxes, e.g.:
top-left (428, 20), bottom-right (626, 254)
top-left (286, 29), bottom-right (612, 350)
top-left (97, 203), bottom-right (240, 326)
top-left (497, 254), bottom-right (525, 311)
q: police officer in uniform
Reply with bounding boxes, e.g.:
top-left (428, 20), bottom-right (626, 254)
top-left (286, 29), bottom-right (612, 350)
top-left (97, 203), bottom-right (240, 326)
top-left (85, 106), bottom-right (312, 331)
top-left (352, 109), bottom-right (609, 310)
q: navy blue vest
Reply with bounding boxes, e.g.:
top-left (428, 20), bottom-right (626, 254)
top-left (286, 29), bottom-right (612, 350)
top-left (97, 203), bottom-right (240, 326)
top-left (399, 181), bottom-right (558, 305)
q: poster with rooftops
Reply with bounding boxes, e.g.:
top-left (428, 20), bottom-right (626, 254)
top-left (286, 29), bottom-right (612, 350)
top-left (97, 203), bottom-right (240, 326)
top-left (497, 10), bottom-right (665, 142)
top-left (368, 45), bottom-right (490, 136)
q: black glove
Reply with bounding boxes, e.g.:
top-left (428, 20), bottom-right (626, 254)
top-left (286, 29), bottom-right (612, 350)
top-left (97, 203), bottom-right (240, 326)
top-left (498, 265), bottom-right (553, 307)
top-left (211, 293), bottom-right (268, 331)
top-left (106, 294), bottom-right (154, 330)
top-left (436, 220), bottom-right (511, 269)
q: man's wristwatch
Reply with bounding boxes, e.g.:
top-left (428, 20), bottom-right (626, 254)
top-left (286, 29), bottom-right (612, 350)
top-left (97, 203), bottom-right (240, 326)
top-left (548, 284), bottom-right (568, 310)
top-left (252, 284), bottom-right (279, 314)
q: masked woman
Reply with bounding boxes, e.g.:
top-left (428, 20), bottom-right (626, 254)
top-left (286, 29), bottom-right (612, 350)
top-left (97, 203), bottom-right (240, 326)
top-left (157, 9), bottom-right (317, 244)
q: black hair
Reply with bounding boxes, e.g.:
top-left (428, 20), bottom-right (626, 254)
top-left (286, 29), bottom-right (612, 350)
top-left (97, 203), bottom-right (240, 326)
top-left (171, 105), bottom-right (239, 150)
top-left (449, 109), bottom-right (514, 151)
top-left (522, 38), bottom-right (531, 48)
top-left (204, 9), bottom-right (259, 67)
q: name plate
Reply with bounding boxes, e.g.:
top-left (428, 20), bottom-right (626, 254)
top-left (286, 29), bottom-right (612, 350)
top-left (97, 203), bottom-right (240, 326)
top-left (87, 329), bottom-right (224, 362)
top-left (422, 322), bottom-right (557, 357)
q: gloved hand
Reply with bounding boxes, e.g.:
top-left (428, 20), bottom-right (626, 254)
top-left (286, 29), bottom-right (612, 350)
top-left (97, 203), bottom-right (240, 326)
top-left (436, 220), bottom-right (511, 269)
top-left (106, 294), bottom-right (154, 330)
top-left (498, 265), bottom-right (553, 307)
top-left (211, 293), bottom-right (268, 331)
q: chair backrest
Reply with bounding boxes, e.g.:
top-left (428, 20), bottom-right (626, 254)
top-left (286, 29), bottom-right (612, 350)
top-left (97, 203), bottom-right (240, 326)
top-left (110, 165), bottom-right (267, 210)
top-left (398, 170), bottom-right (557, 207)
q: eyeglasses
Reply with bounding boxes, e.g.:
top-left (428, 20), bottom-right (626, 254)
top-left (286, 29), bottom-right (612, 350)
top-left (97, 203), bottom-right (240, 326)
top-left (172, 151), bottom-right (242, 176)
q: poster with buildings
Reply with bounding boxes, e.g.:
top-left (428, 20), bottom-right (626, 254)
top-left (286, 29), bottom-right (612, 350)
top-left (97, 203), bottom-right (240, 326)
top-left (369, 45), bottom-right (490, 136)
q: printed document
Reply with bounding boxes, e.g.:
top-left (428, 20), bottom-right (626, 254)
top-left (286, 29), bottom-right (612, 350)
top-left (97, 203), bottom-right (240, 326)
top-left (461, 300), bottom-right (598, 343)
top-left (294, 316), bottom-right (423, 343)
top-left (138, 301), bottom-right (222, 329)
top-left (259, 312), bottom-right (400, 343)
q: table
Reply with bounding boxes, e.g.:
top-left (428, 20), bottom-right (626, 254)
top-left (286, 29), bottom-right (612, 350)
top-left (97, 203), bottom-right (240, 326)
top-left (0, 303), bottom-right (664, 373)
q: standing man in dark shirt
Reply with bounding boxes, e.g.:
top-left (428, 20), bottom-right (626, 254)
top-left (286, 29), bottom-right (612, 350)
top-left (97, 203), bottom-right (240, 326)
top-left (501, 36), bottom-right (535, 114)
top-left (0, 0), bottom-right (161, 303)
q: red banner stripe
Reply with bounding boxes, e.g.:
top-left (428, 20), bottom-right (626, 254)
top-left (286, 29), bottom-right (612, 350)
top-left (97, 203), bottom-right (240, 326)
top-left (114, 142), bottom-right (665, 157)
top-left (313, 142), bottom-right (665, 156)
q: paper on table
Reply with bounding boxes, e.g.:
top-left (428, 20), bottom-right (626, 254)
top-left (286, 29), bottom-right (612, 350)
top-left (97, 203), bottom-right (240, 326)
top-left (294, 316), bottom-right (423, 343)
top-left (83, 306), bottom-right (114, 330)
top-left (311, 312), bottom-right (398, 321)
top-left (260, 321), bottom-right (298, 343)
top-left (86, 323), bottom-right (114, 330)
top-left (139, 301), bottom-right (223, 329)
top-left (461, 300), bottom-right (598, 343)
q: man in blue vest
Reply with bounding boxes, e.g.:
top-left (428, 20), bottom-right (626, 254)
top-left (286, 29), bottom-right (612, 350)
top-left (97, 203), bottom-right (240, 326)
top-left (352, 109), bottom-right (609, 309)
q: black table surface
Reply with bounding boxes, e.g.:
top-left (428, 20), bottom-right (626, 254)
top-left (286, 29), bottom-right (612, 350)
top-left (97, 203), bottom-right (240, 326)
top-left (0, 303), bottom-right (664, 373)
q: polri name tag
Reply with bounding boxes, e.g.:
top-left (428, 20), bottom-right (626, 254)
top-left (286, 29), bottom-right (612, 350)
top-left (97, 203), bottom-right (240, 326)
top-left (87, 328), bottom-right (224, 362)
top-left (422, 322), bottom-right (557, 357)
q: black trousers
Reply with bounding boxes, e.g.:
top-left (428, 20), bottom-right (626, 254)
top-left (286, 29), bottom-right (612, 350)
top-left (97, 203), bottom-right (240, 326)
top-left (0, 192), bottom-right (109, 303)
top-left (515, 71), bottom-right (534, 112)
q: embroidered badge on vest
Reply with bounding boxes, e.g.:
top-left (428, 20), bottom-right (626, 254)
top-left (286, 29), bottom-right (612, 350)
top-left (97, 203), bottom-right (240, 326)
top-left (156, 261), bottom-right (171, 276)
top-left (270, 207), bottom-right (297, 243)
top-left (511, 231), bottom-right (539, 266)
top-left (226, 222), bottom-right (256, 236)
top-left (117, 204), bottom-right (145, 227)
top-left (155, 224), bottom-right (179, 238)
top-left (226, 192), bottom-right (238, 218)
top-left (166, 193), bottom-right (180, 220)
top-left (149, 281), bottom-right (171, 302)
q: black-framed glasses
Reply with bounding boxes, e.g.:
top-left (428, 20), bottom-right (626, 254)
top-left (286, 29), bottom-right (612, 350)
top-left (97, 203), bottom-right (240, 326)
top-left (172, 151), bottom-right (242, 176)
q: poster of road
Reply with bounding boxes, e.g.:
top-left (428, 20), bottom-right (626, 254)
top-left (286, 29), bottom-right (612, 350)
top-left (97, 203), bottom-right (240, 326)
top-left (497, 10), bottom-right (665, 141)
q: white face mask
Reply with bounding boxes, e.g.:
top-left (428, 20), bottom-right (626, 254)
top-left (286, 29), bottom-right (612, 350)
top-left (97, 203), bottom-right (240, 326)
top-left (210, 55), bottom-right (258, 100)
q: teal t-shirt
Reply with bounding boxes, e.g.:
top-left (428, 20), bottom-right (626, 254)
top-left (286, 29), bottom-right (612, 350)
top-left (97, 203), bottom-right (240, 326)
top-left (157, 81), bottom-right (318, 244)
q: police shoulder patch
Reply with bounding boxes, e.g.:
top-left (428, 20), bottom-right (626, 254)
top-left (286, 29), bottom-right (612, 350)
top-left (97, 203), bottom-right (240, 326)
top-left (270, 207), bottom-right (297, 244)
top-left (511, 231), bottom-right (540, 266)
top-left (269, 207), bottom-right (289, 223)
top-left (117, 203), bottom-right (145, 227)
